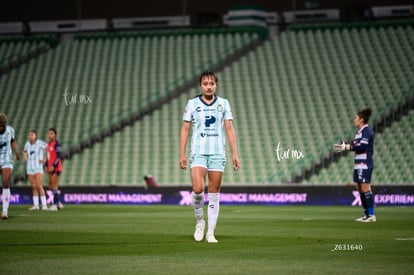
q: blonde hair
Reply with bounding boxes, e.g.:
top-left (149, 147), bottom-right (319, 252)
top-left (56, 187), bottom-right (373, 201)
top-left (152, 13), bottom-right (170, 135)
top-left (0, 113), bottom-right (7, 124)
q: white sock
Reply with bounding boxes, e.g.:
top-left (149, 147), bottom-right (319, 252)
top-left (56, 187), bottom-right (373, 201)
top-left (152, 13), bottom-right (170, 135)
top-left (192, 191), bottom-right (204, 223)
top-left (2, 188), bottom-right (10, 214)
top-left (207, 193), bottom-right (220, 235)
top-left (33, 195), bottom-right (39, 207)
top-left (40, 196), bottom-right (47, 208)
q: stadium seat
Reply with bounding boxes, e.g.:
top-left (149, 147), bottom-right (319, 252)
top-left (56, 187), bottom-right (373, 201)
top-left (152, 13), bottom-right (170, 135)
top-left (2, 23), bottom-right (413, 186)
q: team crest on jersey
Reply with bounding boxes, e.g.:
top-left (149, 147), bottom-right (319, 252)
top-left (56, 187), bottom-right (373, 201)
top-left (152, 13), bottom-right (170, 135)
top-left (217, 104), bottom-right (223, 112)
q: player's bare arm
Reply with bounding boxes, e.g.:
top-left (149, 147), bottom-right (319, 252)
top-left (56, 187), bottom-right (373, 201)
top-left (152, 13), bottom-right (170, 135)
top-left (22, 150), bottom-right (28, 162)
top-left (224, 120), bottom-right (240, 171)
top-left (179, 121), bottom-right (191, 170)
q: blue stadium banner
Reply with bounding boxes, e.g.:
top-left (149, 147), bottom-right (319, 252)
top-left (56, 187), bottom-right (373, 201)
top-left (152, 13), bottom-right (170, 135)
top-left (3, 185), bottom-right (414, 206)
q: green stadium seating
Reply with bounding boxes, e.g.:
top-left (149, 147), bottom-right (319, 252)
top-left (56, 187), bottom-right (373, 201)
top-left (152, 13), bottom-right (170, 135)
top-left (0, 35), bottom-right (57, 68)
top-left (0, 28), bottom-right (261, 185)
top-left (305, 110), bottom-right (414, 185)
top-left (1, 23), bottom-right (413, 186)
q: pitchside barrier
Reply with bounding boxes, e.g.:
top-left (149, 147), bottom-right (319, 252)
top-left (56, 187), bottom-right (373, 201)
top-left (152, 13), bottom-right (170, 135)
top-left (3, 185), bottom-right (414, 206)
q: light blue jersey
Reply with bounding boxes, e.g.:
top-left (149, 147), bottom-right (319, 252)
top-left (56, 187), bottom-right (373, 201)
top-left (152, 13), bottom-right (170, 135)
top-left (183, 95), bottom-right (233, 155)
top-left (24, 139), bottom-right (47, 175)
top-left (0, 125), bottom-right (15, 168)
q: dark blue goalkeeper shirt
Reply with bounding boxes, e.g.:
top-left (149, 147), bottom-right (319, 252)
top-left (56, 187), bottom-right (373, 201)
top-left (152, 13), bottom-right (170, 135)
top-left (351, 124), bottom-right (374, 170)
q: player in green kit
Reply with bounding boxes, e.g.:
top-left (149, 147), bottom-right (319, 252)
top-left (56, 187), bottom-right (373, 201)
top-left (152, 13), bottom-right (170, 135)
top-left (180, 71), bottom-right (240, 243)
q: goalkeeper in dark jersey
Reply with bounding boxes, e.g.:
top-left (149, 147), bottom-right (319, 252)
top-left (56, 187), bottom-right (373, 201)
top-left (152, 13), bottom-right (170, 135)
top-left (334, 108), bottom-right (375, 222)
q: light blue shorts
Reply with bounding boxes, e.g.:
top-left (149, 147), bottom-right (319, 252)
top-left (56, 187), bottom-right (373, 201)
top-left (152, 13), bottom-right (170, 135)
top-left (26, 167), bottom-right (44, 175)
top-left (0, 161), bottom-right (13, 169)
top-left (190, 154), bottom-right (226, 172)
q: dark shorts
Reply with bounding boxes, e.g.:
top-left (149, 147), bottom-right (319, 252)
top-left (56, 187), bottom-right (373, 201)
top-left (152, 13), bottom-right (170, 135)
top-left (47, 169), bottom-right (62, 176)
top-left (354, 168), bottom-right (373, 183)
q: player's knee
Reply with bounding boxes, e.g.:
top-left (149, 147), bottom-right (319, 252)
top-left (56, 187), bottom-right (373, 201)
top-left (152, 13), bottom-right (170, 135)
top-left (361, 185), bottom-right (371, 193)
top-left (193, 186), bottom-right (204, 194)
top-left (208, 184), bottom-right (221, 193)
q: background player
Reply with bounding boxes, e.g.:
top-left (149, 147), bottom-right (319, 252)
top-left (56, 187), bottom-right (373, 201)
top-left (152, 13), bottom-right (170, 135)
top-left (45, 128), bottom-right (63, 211)
top-left (0, 113), bottom-right (20, 219)
top-left (334, 108), bottom-right (375, 222)
top-left (23, 130), bottom-right (48, 210)
top-left (180, 71), bottom-right (240, 243)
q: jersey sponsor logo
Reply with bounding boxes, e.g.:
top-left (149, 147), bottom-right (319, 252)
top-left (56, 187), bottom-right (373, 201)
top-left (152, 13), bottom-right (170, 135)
top-left (200, 133), bottom-right (219, 138)
top-left (204, 115), bottom-right (216, 127)
top-left (0, 142), bottom-right (6, 149)
top-left (30, 150), bottom-right (35, 155)
top-left (355, 153), bottom-right (367, 160)
top-left (354, 163), bottom-right (368, 170)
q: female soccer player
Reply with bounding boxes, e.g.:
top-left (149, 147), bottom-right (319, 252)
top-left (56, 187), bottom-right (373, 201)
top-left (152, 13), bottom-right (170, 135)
top-left (334, 108), bottom-right (375, 222)
top-left (23, 130), bottom-right (48, 211)
top-left (45, 128), bottom-right (63, 211)
top-left (0, 113), bottom-right (20, 219)
top-left (180, 71), bottom-right (240, 243)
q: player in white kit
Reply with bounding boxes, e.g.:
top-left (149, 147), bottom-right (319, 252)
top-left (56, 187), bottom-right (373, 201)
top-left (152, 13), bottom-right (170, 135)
top-left (180, 71), bottom-right (240, 243)
top-left (0, 113), bottom-right (20, 219)
top-left (23, 130), bottom-right (48, 210)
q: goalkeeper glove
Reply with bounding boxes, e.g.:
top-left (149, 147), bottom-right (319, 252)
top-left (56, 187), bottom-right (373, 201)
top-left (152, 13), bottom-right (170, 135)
top-left (333, 140), bottom-right (351, 153)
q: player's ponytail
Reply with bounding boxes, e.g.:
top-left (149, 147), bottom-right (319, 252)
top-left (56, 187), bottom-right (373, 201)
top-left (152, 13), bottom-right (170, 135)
top-left (357, 108), bottom-right (372, 123)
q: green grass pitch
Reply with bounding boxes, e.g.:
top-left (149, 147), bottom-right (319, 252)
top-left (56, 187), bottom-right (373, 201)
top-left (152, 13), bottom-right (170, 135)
top-left (1, 205), bottom-right (413, 274)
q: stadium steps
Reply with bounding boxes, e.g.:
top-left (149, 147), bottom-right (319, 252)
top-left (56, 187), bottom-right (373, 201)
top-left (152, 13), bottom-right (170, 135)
top-left (2, 27), bottom-right (266, 185)
top-left (279, 24), bottom-right (414, 184)
top-left (62, 22), bottom-right (414, 186)
top-left (206, 22), bottom-right (414, 185)
top-left (5, 22), bottom-right (414, 186)
top-left (286, 23), bottom-right (414, 184)
top-left (0, 34), bottom-right (58, 76)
